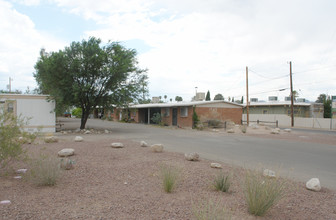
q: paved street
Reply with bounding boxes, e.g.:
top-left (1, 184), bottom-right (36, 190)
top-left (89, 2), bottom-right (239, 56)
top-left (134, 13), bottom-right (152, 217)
top-left (61, 118), bottom-right (336, 190)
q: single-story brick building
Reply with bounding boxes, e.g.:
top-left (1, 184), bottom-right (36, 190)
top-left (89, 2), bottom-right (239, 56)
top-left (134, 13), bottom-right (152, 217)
top-left (128, 100), bottom-right (243, 128)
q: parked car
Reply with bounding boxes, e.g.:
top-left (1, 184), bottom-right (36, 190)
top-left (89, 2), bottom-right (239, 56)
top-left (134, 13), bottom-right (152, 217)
top-left (64, 112), bottom-right (71, 118)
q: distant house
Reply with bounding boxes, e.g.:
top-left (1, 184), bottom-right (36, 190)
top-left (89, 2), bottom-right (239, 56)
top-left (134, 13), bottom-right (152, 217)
top-left (0, 94), bottom-right (56, 133)
top-left (128, 100), bottom-right (243, 128)
top-left (243, 101), bottom-right (324, 118)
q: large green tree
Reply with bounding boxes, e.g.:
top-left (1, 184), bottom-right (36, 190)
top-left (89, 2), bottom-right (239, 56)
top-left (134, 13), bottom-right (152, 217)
top-left (213, 93), bottom-right (224, 100)
top-left (205, 90), bottom-right (211, 101)
top-left (34, 37), bottom-right (148, 129)
top-left (316, 94), bottom-right (332, 118)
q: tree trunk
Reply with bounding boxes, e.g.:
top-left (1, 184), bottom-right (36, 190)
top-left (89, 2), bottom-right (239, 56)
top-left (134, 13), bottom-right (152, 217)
top-left (80, 109), bottom-right (90, 129)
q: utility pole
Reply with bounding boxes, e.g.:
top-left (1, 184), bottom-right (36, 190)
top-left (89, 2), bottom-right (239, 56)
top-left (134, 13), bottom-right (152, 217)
top-left (246, 66), bottom-right (249, 125)
top-left (289, 61), bottom-right (294, 127)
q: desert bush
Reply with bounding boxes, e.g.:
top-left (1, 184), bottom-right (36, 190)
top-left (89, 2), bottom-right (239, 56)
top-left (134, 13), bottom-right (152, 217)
top-left (26, 155), bottom-right (62, 186)
top-left (0, 111), bottom-right (32, 169)
top-left (213, 172), bottom-right (231, 192)
top-left (244, 169), bottom-right (286, 216)
top-left (160, 164), bottom-right (180, 193)
top-left (151, 112), bottom-right (162, 125)
top-left (192, 198), bottom-right (231, 220)
top-left (208, 119), bottom-right (221, 128)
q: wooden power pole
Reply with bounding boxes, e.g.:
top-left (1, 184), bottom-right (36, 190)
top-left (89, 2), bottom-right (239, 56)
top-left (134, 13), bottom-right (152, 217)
top-left (246, 66), bottom-right (249, 125)
top-left (289, 61), bottom-right (294, 127)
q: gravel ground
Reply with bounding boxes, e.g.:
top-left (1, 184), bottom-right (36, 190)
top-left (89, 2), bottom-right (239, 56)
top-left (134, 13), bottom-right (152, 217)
top-left (1, 132), bottom-right (336, 219)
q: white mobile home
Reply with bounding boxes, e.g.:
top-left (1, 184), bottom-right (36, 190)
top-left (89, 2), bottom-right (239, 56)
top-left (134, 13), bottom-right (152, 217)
top-left (0, 94), bottom-right (55, 133)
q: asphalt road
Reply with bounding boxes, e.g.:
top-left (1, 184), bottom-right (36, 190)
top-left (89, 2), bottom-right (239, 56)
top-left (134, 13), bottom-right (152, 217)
top-left (61, 118), bottom-right (336, 190)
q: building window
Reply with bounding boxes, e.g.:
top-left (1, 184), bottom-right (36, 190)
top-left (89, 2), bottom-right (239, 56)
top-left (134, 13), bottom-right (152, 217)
top-left (180, 107), bottom-right (188, 117)
top-left (7, 102), bottom-right (14, 113)
top-left (262, 109), bottom-right (268, 114)
top-left (164, 108), bottom-right (170, 117)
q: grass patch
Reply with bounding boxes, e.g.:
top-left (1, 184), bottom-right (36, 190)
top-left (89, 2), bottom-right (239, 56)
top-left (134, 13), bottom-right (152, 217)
top-left (213, 172), bottom-right (231, 192)
top-left (26, 155), bottom-right (62, 186)
top-left (160, 164), bottom-right (180, 193)
top-left (192, 198), bottom-right (231, 220)
top-left (244, 169), bottom-right (286, 216)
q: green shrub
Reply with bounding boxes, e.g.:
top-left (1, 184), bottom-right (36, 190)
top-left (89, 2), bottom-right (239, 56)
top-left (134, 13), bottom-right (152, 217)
top-left (0, 111), bottom-right (31, 169)
top-left (71, 108), bottom-right (82, 118)
top-left (244, 169), bottom-right (286, 216)
top-left (160, 164), bottom-right (179, 193)
top-left (151, 112), bottom-right (162, 125)
top-left (192, 107), bottom-right (200, 129)
top-left (26, 155), bottom-right (62, 186)
top-left (213, 172), bottom-right (231, 192)
top-left (192, 198), bottom-right (231, 220)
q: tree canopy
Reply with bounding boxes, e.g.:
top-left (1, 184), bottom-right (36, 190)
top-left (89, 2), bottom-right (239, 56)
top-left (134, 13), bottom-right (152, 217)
top-left (34, 37), bottom-right (148, 129)
top-left (213, 93), bottom-right (224, 100)
top-left (316, 94), bottom-right (331, 118)
top-left (175, 96), bottom-right (183, 102)
top-left (205, 90), bottom-right (211, 101)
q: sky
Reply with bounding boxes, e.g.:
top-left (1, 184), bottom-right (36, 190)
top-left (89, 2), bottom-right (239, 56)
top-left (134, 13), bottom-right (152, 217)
top-left (1, 0), bottom-right (336, 103)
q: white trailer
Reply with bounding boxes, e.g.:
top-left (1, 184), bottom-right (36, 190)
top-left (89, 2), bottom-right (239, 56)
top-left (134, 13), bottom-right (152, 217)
top-left (0, 94), bottom-right (56, 133)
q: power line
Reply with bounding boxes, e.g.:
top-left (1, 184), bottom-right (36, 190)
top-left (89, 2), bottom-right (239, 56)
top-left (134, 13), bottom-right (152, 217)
top-left (293, 64), bottom-right (336, 75)
top-left (249, 68), bottom-right (289, 80)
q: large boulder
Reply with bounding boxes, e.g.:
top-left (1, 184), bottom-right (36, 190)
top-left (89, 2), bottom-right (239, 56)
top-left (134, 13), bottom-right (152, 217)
top-left (185, 152), bottom-right (200, 161)
top-left (140, 141), bottom-right (148, 147)
top-left (306, 178), bottom-right (321, 192)
top-left (210, 163), bottom-right (222, 169)
top-left (270, 129), bottom-right (280, 134)
top-left (58, 148), bottom-right (75, 157)
top-left (263, 169), bottom-right (276, 178)
top-left (150, 144), bottom-right (164, 153)
top-left (74, 136), bottom-right (83, 142)
top-left (111, 143), bottom-right (124, 148)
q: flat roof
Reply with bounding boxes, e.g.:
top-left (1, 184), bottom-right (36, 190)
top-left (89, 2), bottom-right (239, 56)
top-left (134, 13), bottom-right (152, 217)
top-left (0, 93), bottom-right (52, 100)
top-left (130, 100), bottom-right (243, 109)
top-left (242, 101), bottom-right (320, 107)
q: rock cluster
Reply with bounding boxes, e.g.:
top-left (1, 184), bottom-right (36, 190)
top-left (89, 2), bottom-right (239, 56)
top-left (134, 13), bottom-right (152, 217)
top-left (58, 148), bottom-right (75, 157)
top-left (306, 178), bottom-right (321, 192)
top-left (111, 143), bottom-right (124, 148)
top-left (185, 152), bottom-right (200, 161)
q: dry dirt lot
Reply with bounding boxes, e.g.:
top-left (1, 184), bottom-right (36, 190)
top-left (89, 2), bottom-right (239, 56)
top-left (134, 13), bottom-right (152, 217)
top-left (1, 130), bottom-right (336, 219)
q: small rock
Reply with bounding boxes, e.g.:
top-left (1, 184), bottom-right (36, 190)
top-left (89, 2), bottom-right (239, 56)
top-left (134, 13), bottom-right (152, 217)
top-left (44, 136), bottom-right (58, 143)
top-left (0, 200), bottom-right (11, 205)
top-left (210, 163), bottom-right (222, 169)
top-left (75, 128), bottom-right (81, 133)
top-left (111, 143), bottom-right (124, 148)
top-left (150, 144), bottom-right (164, 153)
top-left (124, 182), bottom-right (128, 185)
top-left (251, 124), bottom-right (259, 129)
top-left (62, 131), bottom-right (68, 134)
top-left (212, 129), bottom-right (219, 132)
top-left (185, 152), bottom-right (200, 161)
top-left (284, 128), bottom-right (291, 132)
top-left (13, 176), bottom-right (22, 179)
top-left (84, 130), bottom-right (91, 134)
top-left (263, 169), bottom-right (276, 178)
top-left (16, 169), bottom-right (27, 174)
top-left (104, 129), bottom-right (109, 134)
top-left (140, 141), bottom-right (148, 147)
top-left (227, 129), bottom-right (234, 133)
top-left (306, 178), bottom-right (321, 192)
top-left (270, 129), bottom-right (280, 134)
top-left (74, 136), bottom-right (83, 142)
top-left (58, 148), bottom-right (75, 157)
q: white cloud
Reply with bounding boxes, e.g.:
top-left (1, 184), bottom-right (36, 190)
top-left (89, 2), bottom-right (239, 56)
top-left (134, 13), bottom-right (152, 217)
top-left (2, 0), bottom-right (336, 101)
top-left (0, 0), bottom-right (66, 92)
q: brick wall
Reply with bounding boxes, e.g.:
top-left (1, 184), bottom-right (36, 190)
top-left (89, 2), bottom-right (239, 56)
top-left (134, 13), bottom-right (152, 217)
top-left (195, 107), bottom-right (242, 124)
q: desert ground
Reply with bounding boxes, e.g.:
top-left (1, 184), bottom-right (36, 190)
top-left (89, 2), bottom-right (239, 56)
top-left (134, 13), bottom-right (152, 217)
top-left (1, 122), bottom-right (336, 219)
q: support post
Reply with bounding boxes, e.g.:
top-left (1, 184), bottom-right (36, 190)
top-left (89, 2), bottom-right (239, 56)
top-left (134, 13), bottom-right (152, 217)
top-left (289, 61), bottom-right (294, 127)
top-left (246, 66), bottom-right (249, 126)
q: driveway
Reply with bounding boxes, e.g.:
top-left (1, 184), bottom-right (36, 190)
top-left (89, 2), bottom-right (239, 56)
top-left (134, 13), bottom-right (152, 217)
top-left (60, 118), bottom-right (336, 190)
